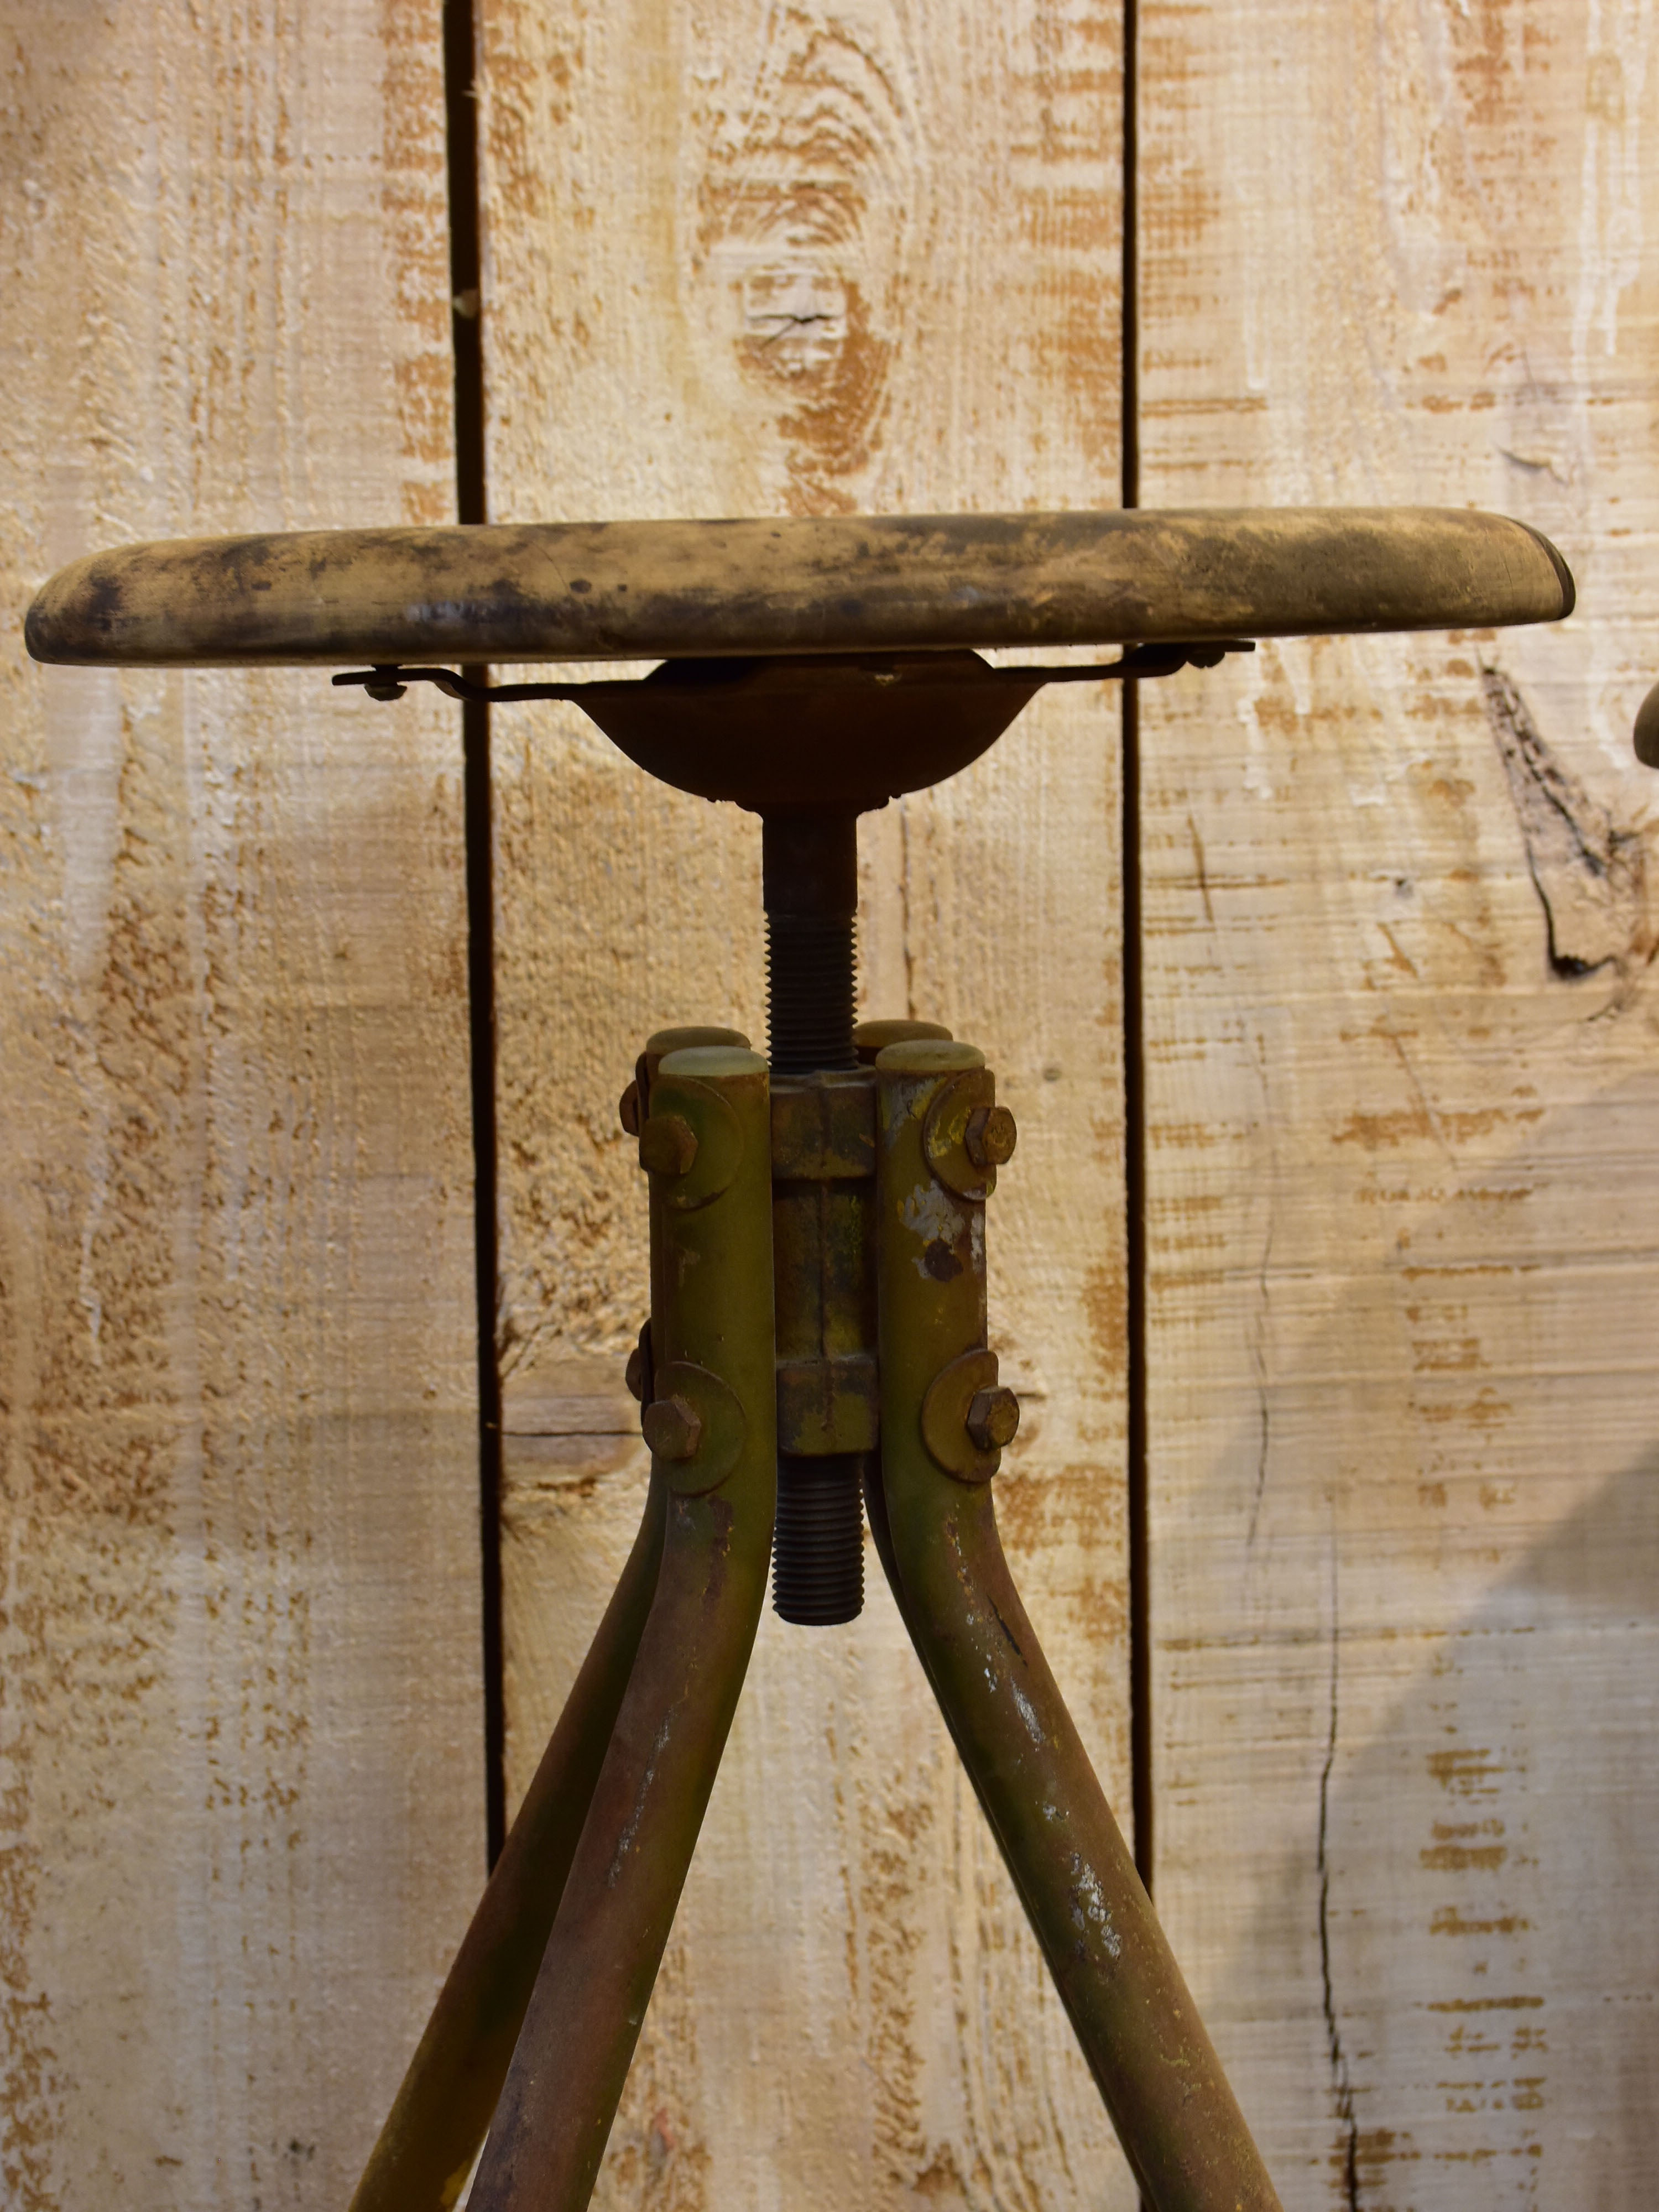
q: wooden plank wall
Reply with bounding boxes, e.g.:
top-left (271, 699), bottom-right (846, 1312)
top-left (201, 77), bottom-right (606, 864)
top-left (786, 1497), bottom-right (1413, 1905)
top-left (6, 1), bottom-right (1656, 2207)
top-left (1139, 3), bottom-right (1659, 2206)
top-left (0, 4), bottom-right (483, 2205)
top-left (475, 1), bottom-right (1136, 2203)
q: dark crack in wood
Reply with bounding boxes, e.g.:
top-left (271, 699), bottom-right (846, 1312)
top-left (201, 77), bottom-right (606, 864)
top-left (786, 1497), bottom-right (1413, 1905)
top-left (1318, 1581), bottom-right (1361, 2212)
top-left (1483, 665), bottom-right (1652, 985)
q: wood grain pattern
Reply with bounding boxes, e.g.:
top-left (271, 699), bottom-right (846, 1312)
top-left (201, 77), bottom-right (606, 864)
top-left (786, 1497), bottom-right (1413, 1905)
top-left (0, 4), bottom-right (482, 2203)
top-left (476, 0), bottom-right (1135, 2200)
top-left (1139, 3), bottom-right (1659, 2203)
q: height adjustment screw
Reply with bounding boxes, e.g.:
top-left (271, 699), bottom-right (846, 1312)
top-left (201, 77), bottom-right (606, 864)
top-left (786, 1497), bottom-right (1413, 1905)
top-left (966, 1386), bottom-right (1020, 1453)
top-left (965, 1104), bottom-right (1018, 1171)
top-left (639, 1113), bottom-right (698, 1177)
top-left (641, 1394), bottom-right (702, 1462)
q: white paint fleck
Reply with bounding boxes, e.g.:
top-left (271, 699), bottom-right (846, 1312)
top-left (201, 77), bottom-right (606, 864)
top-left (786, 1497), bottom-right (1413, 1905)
top-left (901, 1181), bottom-right (967, 1273)
top-left (1013, 1684), bottom-right (1044, 1744)
top-left (1071, 1856), bottom-right (1123, 1960)
top-left (609, 1716), bottom-right (675, 1884)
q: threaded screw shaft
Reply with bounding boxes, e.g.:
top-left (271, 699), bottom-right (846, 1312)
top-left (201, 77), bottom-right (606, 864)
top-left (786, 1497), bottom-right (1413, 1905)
top-left (762, 807), bottom-right (867, 1626)
top-left (766, 914), bottom-right (858, 1076)
top-left (772, 1455), bottom-right (865, 1625)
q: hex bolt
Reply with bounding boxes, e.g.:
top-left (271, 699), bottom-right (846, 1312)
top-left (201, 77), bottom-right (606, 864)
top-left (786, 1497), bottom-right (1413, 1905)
top-left (638, 1112), bottom-right (698, 1177)
top-left (965, 1104), bottom-right (1018, 1171)
top-left (641, 1394), bottom-right (702, 1462)
top-left (966, 1385), bottom-right (1020, 1453)
top-left (618, 1079), bottom-right (641, 1137)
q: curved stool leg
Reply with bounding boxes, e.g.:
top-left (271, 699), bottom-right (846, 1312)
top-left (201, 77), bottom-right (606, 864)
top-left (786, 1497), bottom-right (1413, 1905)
top-left (874, 1041), bottom-right (1282, 2212)
top-left (349, 1470), bottom-right (666, 2212)
top-left (469, 1046), bottom-right (776, 2212)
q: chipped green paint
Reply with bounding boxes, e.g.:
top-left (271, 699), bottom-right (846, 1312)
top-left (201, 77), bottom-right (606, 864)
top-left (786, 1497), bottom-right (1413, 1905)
top-left (873, 1040), bottom-right (1282, 2212)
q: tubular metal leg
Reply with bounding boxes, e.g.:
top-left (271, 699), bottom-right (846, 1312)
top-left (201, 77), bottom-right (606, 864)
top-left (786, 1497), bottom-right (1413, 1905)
top-left (469, 1045), bottom-right (776, 2212)
top-left (348, 1470), bottom-right (667, 2212)
top-left (873, 1040), bottom-right (1282, 2212)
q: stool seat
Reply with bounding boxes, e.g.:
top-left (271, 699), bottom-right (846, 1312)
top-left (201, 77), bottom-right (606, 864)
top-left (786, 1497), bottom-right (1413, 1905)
top-left (26, 506), bottom-right (1571, 670)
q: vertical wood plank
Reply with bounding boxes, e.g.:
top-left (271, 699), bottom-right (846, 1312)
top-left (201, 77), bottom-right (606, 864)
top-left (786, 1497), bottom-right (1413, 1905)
top-left (1139, 3), bottom-right (1659, 2202)
top-left (477, 1), bottom-right (1135, 2200)
top-left (0, 4), bottom-right (482, 2203)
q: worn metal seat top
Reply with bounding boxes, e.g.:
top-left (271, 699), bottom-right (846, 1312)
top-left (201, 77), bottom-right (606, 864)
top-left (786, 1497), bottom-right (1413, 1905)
top-left (26, 507), bottom-right (1572, 668)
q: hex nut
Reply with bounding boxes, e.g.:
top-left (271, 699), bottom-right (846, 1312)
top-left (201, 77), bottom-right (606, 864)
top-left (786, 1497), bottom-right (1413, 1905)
top-left (920, 1347), bottom-right (1000, 1480)
top-left (618, 1079), bottom-right (642, 1137)
top-left (965, 1103), bottom-right (1018, 1171)
top-left (641, 1394), bottom-right (702, 1462)
top-left (966, 1385), bottom-right (1020, 1453)
top-left (638, 1112), bottom-right (699, 1177)
top-left (648, 1359), bottom-right (747, 1493)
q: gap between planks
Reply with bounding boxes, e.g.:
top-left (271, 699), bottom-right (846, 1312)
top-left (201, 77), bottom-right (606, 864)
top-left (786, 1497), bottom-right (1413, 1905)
top-left (442, 0), bottom-right (507, 1868)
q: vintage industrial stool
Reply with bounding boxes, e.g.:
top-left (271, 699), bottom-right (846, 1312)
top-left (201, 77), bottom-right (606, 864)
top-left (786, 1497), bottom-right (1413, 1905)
top-left (27, 508), bottom-right (1574, 2212)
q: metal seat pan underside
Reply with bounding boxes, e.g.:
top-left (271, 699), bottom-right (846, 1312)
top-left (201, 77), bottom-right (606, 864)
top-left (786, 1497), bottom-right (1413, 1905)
top-left (25, 507), bottom-right (1573, 669)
